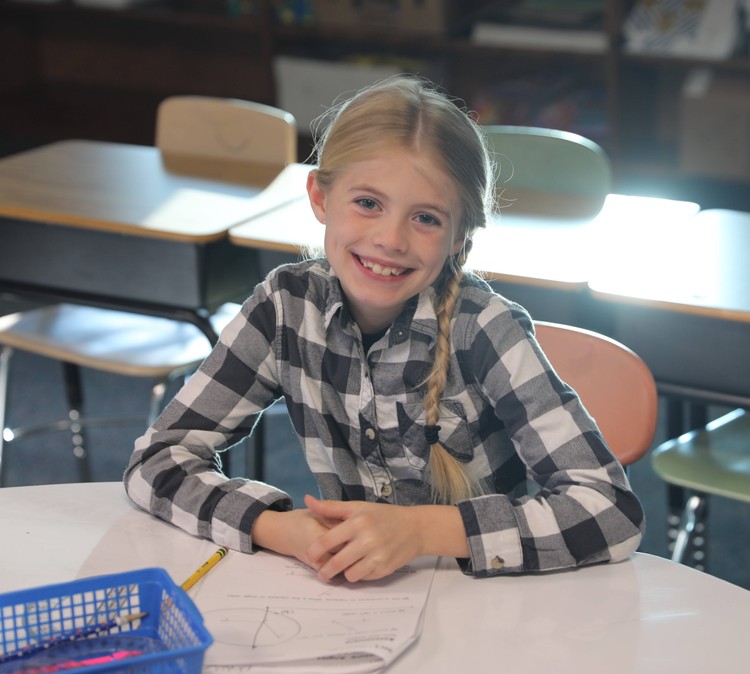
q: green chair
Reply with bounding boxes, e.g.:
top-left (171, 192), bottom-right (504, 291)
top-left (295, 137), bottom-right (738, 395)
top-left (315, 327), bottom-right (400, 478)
top-left (651, 408), bottom-right (750, 570)
top-left (483, 125), bottom-right (612, 220)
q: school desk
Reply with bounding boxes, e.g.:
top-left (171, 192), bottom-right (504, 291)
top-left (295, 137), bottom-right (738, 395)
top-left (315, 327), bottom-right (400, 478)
top-left (0, 481), bottom-right (748, 674)
top-left (227, 191), bottom-right (702, 320)
top-left (228, 196), bottom-right (750, 413)
top-left (228, 190), bottom-right (699, 290)
top-left (588, 207), bottom-right (750, 411)
top-left (0, 140), bottom-right (308, 341)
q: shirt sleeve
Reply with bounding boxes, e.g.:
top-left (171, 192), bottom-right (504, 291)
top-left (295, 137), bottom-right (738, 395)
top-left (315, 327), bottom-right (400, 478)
top-left (456, 301), bottom-right (645, 577)
top-left (123, 279), bottom-right (293, 554)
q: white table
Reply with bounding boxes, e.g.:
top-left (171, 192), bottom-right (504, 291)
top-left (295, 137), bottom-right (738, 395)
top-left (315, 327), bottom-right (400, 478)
top-left (588, 207), bottom-right (750, 407)
top-left (1, 482), bottom-right (748, 673)
top-left (229, 191), bottom-right (699, 289)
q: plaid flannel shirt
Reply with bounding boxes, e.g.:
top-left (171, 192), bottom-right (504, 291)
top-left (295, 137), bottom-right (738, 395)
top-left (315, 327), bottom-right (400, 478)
top-left (124, 259), bottom-right (644, 577)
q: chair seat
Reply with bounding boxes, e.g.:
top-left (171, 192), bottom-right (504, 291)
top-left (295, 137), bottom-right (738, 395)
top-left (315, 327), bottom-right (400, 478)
top-left (651, 408), bottom-right (750, 503)
top-left (0, 303), bottom-right (240, 378)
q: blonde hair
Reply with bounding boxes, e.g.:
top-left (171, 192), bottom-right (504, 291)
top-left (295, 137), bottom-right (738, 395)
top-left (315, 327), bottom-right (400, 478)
top-left (311, 76), bottom-right (495, 504)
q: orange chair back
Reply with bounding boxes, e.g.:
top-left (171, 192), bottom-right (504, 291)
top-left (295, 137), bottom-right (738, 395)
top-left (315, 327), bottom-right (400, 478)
top-left (534, 321), bottom-right (658, 466)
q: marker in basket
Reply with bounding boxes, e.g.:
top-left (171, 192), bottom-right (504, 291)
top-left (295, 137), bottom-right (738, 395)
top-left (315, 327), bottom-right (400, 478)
top-left (180, 546), bottom-right (229, 592)
top-left (0, 612), bottom-right (147, 664)
top-left (17, 649), bottom-right (144, 674)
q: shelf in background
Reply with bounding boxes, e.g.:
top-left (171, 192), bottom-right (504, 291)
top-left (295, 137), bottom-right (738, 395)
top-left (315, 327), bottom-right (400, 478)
top-left (1, 0), bottom-right (749, 207)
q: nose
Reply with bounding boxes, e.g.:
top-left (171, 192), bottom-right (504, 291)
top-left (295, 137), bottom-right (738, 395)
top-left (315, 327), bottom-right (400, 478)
top-left (373, 214), bottom-right (408, 252)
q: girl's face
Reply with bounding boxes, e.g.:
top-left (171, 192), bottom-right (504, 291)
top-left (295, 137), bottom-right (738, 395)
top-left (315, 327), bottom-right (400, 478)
top-left (308, 146), bottom-right (464, 334)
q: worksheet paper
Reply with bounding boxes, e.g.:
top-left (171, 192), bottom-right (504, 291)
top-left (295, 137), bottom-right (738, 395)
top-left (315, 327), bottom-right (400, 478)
top-left (78, 507), bottom-right (437, 673)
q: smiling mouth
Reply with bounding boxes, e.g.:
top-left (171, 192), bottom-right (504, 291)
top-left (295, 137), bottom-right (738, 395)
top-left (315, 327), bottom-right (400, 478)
top-left (357, 255), bottom-right (410, 277)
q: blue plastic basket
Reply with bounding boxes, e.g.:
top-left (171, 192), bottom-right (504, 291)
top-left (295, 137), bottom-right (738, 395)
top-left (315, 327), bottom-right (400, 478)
top-left (0, 568), bottom-right (212, 674)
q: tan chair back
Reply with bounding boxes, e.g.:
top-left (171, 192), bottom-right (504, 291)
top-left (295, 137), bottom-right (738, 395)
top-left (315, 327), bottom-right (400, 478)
top-left (156, 96), bottom-right (297, 183)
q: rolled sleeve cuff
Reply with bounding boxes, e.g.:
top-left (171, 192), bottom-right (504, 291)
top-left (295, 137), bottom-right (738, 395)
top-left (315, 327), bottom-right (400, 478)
top-left (211, 484), bottom-right (292, 553)
top-left (457, 495), bottom-right (524, 577)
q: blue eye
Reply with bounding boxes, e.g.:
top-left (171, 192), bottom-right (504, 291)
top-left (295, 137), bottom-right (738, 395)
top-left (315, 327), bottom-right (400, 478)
top-left (417, 213), bottom-right (440, 226)
top-left (356, 198), bottom-right (378, 210)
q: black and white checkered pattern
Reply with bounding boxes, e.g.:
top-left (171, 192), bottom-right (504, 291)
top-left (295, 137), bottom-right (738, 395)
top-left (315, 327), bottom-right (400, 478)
top-left (124, 259), bottom-right (644, 576)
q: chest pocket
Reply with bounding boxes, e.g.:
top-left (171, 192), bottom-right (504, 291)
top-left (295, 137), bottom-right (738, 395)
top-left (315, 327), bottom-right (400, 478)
top-left (397, 400), bottom-right (473, 469)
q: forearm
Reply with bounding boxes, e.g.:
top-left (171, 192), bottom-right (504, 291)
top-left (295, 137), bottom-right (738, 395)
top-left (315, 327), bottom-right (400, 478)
top-left (251, 509), bottom-right (296, 556)
top-left (252, 508), bottom-right (337, 565)
top-left (411, 505), bottom-right (470, 559)
top-left (125, 425), bottom-right (292, 552)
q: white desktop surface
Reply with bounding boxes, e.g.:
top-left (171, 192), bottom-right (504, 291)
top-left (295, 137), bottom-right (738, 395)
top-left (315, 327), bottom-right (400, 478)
top-left (1, 482), bottom-right (748, 673)
top-left (229, 192), bottom-right (700, 290)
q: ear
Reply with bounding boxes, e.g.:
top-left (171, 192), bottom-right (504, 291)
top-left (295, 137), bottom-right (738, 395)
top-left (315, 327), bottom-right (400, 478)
top-left (307, 170), bottom-right (327, 224)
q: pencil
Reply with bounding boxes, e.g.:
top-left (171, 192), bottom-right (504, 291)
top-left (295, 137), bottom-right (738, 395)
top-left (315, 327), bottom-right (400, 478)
top-left (180, 546), bottom-right (229, 592)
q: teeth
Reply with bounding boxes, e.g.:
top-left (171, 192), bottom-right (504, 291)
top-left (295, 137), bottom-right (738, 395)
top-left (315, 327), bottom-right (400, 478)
top-left (361, 258), bottom-right (404, 277)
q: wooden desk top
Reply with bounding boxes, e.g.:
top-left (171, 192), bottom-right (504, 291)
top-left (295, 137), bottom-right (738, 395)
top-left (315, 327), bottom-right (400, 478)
top-left (589, 208), bottom-right (750, 323)
top-left (230, 190), bottom-right (699, 291)
top-left (0, 140), bottom-right (309, 243)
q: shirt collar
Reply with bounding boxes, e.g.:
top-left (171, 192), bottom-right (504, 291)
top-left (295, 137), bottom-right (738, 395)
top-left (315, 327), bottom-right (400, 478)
top-left (322, 261), bottom-right (346, 330)
top-left (320, 260), bottom-right (440, 345)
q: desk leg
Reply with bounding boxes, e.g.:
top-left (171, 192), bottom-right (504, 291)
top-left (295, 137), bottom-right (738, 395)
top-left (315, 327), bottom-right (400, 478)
top-left (191, 312), bottom-right (219, 345)
top-left (664, 397), bottom-right (709, 572)
top-left (0, 346), bottom-right (11, 486)
top-left (62, 363), bottom-right (92, 482)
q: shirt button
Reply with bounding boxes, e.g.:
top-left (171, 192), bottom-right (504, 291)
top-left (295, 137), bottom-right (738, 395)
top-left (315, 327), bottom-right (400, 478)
top-left (490, 556), bottom-right (505, 570)
top-left (381, 484), bottom-right (393, 497)
top-left (365, 428), bottom-right (376, 441)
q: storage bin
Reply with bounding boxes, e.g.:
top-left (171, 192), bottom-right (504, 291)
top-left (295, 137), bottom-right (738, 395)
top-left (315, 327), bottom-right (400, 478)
top-left (0, 568), bottom-right (212, 674)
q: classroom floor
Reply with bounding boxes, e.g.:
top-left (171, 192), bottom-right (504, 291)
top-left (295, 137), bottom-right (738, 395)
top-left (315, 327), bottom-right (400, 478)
top-left (2, 346), bottom-right (748, 590)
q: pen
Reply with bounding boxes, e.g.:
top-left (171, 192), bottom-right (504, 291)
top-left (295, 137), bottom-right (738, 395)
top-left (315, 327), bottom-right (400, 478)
top-left (180, 546), bottom-right (229, 592)
top-left (0, 613), bottom-right (147, 664)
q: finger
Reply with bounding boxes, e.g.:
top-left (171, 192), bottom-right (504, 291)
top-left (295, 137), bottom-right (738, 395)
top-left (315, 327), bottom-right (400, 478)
top-left (305, 537), bottom-right (345, 567)
top-left (309, 525), bottom-right (372, 581)
top-left (327, 548), bottom-right (392, 583)
top-left (304, 495), bottom-right (355, 520)
top-left (306, 519), bottom-right (354, 566)
top-left (302, 550), bottom-right (329, 572)
top-left (302, 496), bottom-right (340, 527)
top-left (307, 511), bottom-right (340, 529)
top-left (341, 558), bottom-right (376, 583)
top-left (318, 544), bottom-right (366, 582)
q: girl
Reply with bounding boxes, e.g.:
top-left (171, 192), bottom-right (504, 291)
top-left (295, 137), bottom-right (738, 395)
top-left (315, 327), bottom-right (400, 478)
top-left (124, 76), bottom-right (644, 582)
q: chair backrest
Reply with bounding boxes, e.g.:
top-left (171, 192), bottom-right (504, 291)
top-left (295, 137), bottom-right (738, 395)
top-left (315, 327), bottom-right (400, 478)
top-left (155, 95), bottom-right (297, 181)
top-left (484, 125), bottom-right (612, 219)
top-left (534, 321), bottom-right (658, 466)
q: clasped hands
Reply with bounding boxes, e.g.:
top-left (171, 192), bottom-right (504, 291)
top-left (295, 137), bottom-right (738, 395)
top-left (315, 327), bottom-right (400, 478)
top-left (253, 495), bottom-right (468, 583)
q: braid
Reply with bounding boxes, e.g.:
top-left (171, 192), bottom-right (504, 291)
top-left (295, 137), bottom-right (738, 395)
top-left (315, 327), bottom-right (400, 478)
top-left (424, 254), bottom-right (484, 504)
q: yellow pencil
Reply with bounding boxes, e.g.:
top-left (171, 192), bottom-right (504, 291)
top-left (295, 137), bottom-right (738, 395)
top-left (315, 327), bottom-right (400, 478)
top-left (181, 546), bottom-right (229, 592)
